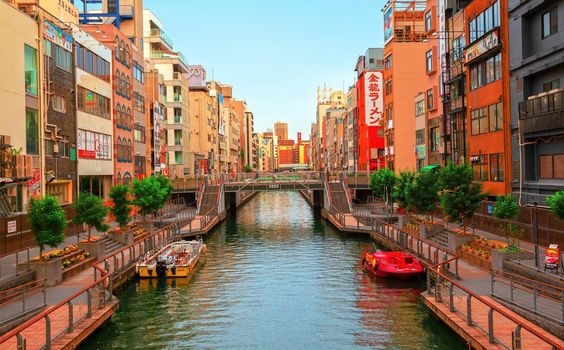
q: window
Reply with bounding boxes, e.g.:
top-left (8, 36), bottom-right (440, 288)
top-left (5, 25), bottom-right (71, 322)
top-left (471, 107), bottom-right (488, 135)
top-left (472, 154), bottom-right (488, 181)
top-left (539, 154), bottom-right (564, 179)
top-left (51, 95), bottom-right (66, 113)
top-left (468, 1), bottom-right (500, 44)
top-left (43, 40), bottom-right (52, 58)
top-left (385, 79), bottom-right (392, 96)
top-left (543, 79), bottom-right (560, 92)
top-left (26, 108), bottom-right (39, 154)
top-left (384, 55), bottom-right (392, 70)
top-left (77, 129), bottom-right (112, 160)
top-left (126, 108), bottom-right (132, 129)
top-left (133, 61), bottom-right (144, 83)
top-left (134, 91), bottom-right (145, 113)
top-left (489, 102), bottom-right (503, 132)
top-left (490, 153), bottom-right (504, 182)
top-left (426, 88), bottom-right (434, 110)
top-left (425, 10), bottom-right (432, 32)
top-left (45, 139), bottom-right (54, 157)
top-left (75, 43), bottom-right (110, 82)
top-left (135, 155), bottom-right (146, 175)
top-left (174, 130), bottom-right (182, 145)
top-left (426, 50), bottom-right (433, 72)
top-left (174, 151), bottom-right (183, 164)
top-left (134, 124), bottom-right (146, 143)
top-left (24, 45), bottom-right (38, 96)
top-left (115, 69), bottom-right (122, 95)
top-left (77, 86), bottom-right (110, 119)
top-left (125, 76), bottom-right (131, 99)
top-left (59, 136), bottom-right (70, 158)
top-left (47, 183), bottom-right (69, 204)
top-left (415, 100), bottom-right (425, 117)
top-left (55, 45), bottom-right (72, 72)
top-left (470, 53), bottom-right (502, 90)
top-left (415, 130), bottom-right (425, 145)
top-left (542, 8), bottom-right (558, 39)
top-left (430, 127), bottom-right (440, 152)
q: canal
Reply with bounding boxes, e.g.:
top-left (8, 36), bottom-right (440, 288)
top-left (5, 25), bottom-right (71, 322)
top-left (81, 191), bottom-right (463, 349)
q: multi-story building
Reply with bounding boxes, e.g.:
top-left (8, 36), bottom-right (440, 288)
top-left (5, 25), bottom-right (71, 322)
top-left (345, 86), bottom-right (358, 171)
top-left (231, 100), bottom-right (245, 172)
top-left (244, 111), bottom-right (255, 170)
top-left (188, 65), bottom-right (214, 174)
top-left (509, 0), bottom-right (564, 204)
top-left (464, 0), bottom-right (511, 197)
top-left (132, 46), bottom-right (146, 178)
top-left (0, 0), bottom-right (40, 212)
top-left (256, 132), bottom-right (273, 172)
top-left (383, 0), bottom-right (428, 172)
top-left (274, 121), bottom-right (288, 141)
top-left (324, 108), bottom-right (346, 171)
top-left (414, 92), bottom-right (427, 170)
top-left (314, 86), bottom-right (346, 170)
top-left (143, 10), bottom-right (191, 177)
top-left (72, 26), bottom-right (114, 199)
top-left (355, 48), bottom-right (385, 171)
top-left (278, 139), bottom-right (295, 167)
top-left (145, 69), bottom-right (166, 175)
top-left (82, 25), bottom-right (135, 185)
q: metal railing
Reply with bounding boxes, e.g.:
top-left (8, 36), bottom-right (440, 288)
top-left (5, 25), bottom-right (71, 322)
top-left (0, 247), bottom-right (31, 280)
top-left (0, 279), bottom-right (46, 326)
top-left (491, 270), bottom-right (564, 326)
top-left (519, 89), bottom-right (563, 119)
top-left (149, 28), bottom-right (174, 48)
top-left (149, 50), bottom-right (189, 68)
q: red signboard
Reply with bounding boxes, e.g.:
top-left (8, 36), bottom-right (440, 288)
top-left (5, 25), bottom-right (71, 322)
top-left (78, 149), bottom-right (96, 159)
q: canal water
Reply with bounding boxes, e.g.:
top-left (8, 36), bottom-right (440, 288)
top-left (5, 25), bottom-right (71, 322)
top-left (81, 191), bottom-right (463, 349)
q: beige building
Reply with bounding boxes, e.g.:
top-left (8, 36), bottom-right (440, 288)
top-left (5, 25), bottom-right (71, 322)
top-left (0, 0), bottom-right (40, 211)
top-left (274, 121), bottom-right (288, 141)
top-left (188, 76), bottom-right (217, 175)
top-left (143, 9), bottom-right (191, 177)
top-left (256, 132), bottom-right (273, 172)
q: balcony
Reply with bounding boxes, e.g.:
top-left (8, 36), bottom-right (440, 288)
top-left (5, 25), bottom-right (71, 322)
top-left (519, 90), bottom-right (564, 135)
top-left (149, 50), bottom-right (189, 71)
top-left (149, 28), bottom-right (174, 50)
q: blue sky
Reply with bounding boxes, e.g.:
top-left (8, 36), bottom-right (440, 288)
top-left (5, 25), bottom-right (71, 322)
top-left (145, 0), bottom-right (385, 138)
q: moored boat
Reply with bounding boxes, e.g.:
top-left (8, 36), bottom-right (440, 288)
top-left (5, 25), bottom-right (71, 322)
top-left (361, 251), bottom-right (424, 280)
top-left (137, 238), bottom-right (206, 278)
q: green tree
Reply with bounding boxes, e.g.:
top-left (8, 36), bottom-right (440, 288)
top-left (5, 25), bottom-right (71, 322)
top-left (72, 193), bottom-right (109, 241)
top-left (493, 195), bottom-right (521, 247)
top-left (393, 171), bottom-right (416, 210)
top-left (155, 175), bottom-right (173, 210)
top-left (109, 185), bottom-right (131, 229)
top-left (406, 170), bottom-right (439, 222)
top-left (244, 164), bottom-right (252, 173)
top-left (29, 196), bottom-right (67, 258)
top-left (438, 163), bottom-right (486, 234)
top-left (370, 168), bottom-right (397, 210)
top-left (133, 176), bottom-right (170, 219)
top-left (548, 191), bottom-right (564, 220)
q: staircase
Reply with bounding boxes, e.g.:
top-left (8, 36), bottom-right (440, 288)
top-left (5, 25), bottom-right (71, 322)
top-left (198, 185), bottom-right (219, 215)
top-left (99, 236), bottom-right (123, 254)
top-left (328, 182), bottom-right (351, 213)
top-left (428, 230), bottom-right (449, 248)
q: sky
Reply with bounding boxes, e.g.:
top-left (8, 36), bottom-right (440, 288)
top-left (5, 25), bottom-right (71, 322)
top-left (145, 0), bottom-right (386, 139)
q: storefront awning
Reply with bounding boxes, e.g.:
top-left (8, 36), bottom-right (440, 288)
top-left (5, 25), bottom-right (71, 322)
top-left (420, 165), bottom-right (440, 172)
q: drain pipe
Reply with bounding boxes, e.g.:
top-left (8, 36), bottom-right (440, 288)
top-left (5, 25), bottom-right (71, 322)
top-left (517, 118), bottom-right (538, 206)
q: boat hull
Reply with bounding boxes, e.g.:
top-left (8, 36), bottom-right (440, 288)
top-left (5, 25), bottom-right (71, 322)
top-left (138, 240), bottom-right (206, 278)
top-left (361, 251), bottom-right (424, 280)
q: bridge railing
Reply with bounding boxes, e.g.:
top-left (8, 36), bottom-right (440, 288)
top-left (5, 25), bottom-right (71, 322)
top-left (223, 171), bottom-right (323, 184)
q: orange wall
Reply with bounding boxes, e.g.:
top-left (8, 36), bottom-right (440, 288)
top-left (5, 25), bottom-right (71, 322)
top-left (385, 42), bottom-right (428, 172)
top-left (464, 0), bottom-right (511, 196)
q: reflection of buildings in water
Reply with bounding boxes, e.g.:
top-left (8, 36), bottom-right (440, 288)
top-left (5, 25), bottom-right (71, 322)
top-left (354, 269), bottom-right (427, 348)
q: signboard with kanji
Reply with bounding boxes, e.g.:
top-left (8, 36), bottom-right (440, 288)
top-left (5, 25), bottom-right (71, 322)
top-left (364, 71), bottom-right (383, 126)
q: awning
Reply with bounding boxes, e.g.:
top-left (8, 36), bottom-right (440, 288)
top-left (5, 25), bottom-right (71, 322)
top-left (420, 165), bottom-right (440, 172)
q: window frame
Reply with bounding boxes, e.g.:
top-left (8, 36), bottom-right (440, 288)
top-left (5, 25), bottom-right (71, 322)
top-left (542, 7), bottom-right (558, 39)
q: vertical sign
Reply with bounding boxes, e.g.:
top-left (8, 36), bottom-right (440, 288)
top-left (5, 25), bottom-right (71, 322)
top-left (365, 71), bottom-right (383, 126)
top-left (438, 0), bottom-right (446, 95)
top-left (153, 102), bottom-right (161, 171)
top-left (383, 6), bottom-right (394, 44)
top-left (218, 94), bottom-right (225, 136)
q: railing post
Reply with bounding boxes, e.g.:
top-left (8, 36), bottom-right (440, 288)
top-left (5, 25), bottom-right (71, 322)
top-left (87, 289), bottom-right (92, 318)
top-left (427, 270), bottom-right (432, 295)
top-left (510, 277), bottom-right (514, 301)
top-left (488, 308), bottom-right (494, 344)
top-left (43, 284), bottom-right (47, 305)
top-left (121, 250), bottom-right (125, 270)
top-left (45, 315), bottom-right (51, 350)
top-left (67, 300), bottom-right (73, 333)
top-left (16, 333), bottom-right (25, 350)
top-left (533, 283), bottom-right (537, 311)
top-left (466, 295), bottom-right (472, 326)
top-left (513, 325), bottom-right (521, 350)
top-left (449, 282), bottom-right (454, 312)
top-left (491, 273), bottom-right (494, 295)
top-left (22, 285), bottom-right (26, 313)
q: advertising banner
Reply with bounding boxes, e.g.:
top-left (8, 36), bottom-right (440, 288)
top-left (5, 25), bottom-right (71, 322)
top-left (384, 6), bottom-right (394, 44)
top-left (465, 30), bottom-right (499, 63)
top-left (27, 169), bottom-right (41, 197)
top-left (365, 71), bottom-right (383, 126)
top-left (43, 21), bottom-right (73, 51)
top-left (218, 94), bottom-right (226, 136)
top-left (187, 65), bottom-right (206, 87)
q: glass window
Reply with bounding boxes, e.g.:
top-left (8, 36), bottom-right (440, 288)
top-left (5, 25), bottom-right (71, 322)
top-left (486, 56), bottom-right (495, 83)
top-left (425, 10), bottom-right (432, 32)
top-left (426, 88), bottom-right (434, 110)
top-left (85, 50), bottom-right (93, 73)
top-left (472, 154), bottom-right (488, 181)
top-left (489, 102), bottom-right (503, 132)
top-left (415, 130), bottom-right (425, 145)
top-left (542, 8), bottom-right (558, 39)
top-left (77, 86), bottom-right (110, 119)
top-left (24, 45), bottom-right (38, 96)
top-left (539, 154), bottom-right (564, 179)
top-left (55, 46), bottom-right (72, 72)
top-left (493, 1), bottom-right (500, 28)
top-left (426, 50), bottom-right (433, 72)
top-left (542, 79), bottom-right (560, 92)
top-left (415, 100), bottom-right (425, 116)
top-left (75, 43), bottom-right (83, 70)
top-left (26, 108), bottom-right (39, 154)
top-left (51, 95), bottom-right (66, 113)
top-left (430, 127), bottom-right (440, 152)
top-left (175, 151), bottom-right (183, 164)
top-left (469, 18), bottom-right (477, 43)
top-left (471, 107), bottom-right (488, 135)
top-left (490, 153), bottom-right (504, 182)
top-left (44, 40), bottom-right (52, 58)
top-left (384, 55), bottom-right (392, 70)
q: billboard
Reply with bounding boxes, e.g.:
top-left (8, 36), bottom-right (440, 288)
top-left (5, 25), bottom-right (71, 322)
top-left (383, 6), bottom-right (394, 44)
top-left (44, 21), bottom-right (73, 51)
top-left (187, 65), bottom-right (206, 87)
top-left (218, 93), bottom-right (226, 136)
top-left (364, 71), bottom-right (383, 126)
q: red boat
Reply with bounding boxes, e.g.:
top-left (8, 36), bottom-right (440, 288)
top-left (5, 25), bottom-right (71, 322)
top-left (361, 251), bottom-right (424, 280)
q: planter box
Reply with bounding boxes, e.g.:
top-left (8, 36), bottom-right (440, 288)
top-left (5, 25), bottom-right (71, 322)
top-left (62, 257), bottom-right (96, 280)
top-left (79, 239), bottom-right (106, 260)
top-left (109, 231), bottom-right (134, 245)
top-left (448, 232), bottom-right (474, 252)
top-left (18, 258), bottom-right (62, 287)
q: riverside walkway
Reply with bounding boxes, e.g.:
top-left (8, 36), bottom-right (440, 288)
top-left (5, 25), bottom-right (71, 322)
top-left (322, 208), bottom-right (563, 349)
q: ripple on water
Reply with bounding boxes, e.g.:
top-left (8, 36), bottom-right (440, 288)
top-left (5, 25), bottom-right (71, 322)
top-left (80, 192), bottom-right (463, 350)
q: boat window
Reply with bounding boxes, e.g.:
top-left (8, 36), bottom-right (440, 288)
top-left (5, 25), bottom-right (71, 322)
top-left (405, 257), bottom-right (413, 264)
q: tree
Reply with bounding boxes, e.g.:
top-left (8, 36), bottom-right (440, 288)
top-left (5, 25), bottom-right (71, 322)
top-left (370, 168), bottom-right (397, 210)
top-left (393, 171), bottom-right (416, 210)
top-left (29, 196), bottom-right (67, 258)
top-left (133, 176), bottom-right (170, 219)
top-left (72, 193), bottom-right (109, 241)
top-left (548, 191), bottom-right (564, 220)
top-left (109, 185), bottom-right (131, 229)
top-left (406, 170), bottom-right (439, 222)
top-left (244, 164), bottom-right (252, 173)
top-left (438, 163), bottom-right (486, 234)
top-left (493, 195), bottom-right (521, 247)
